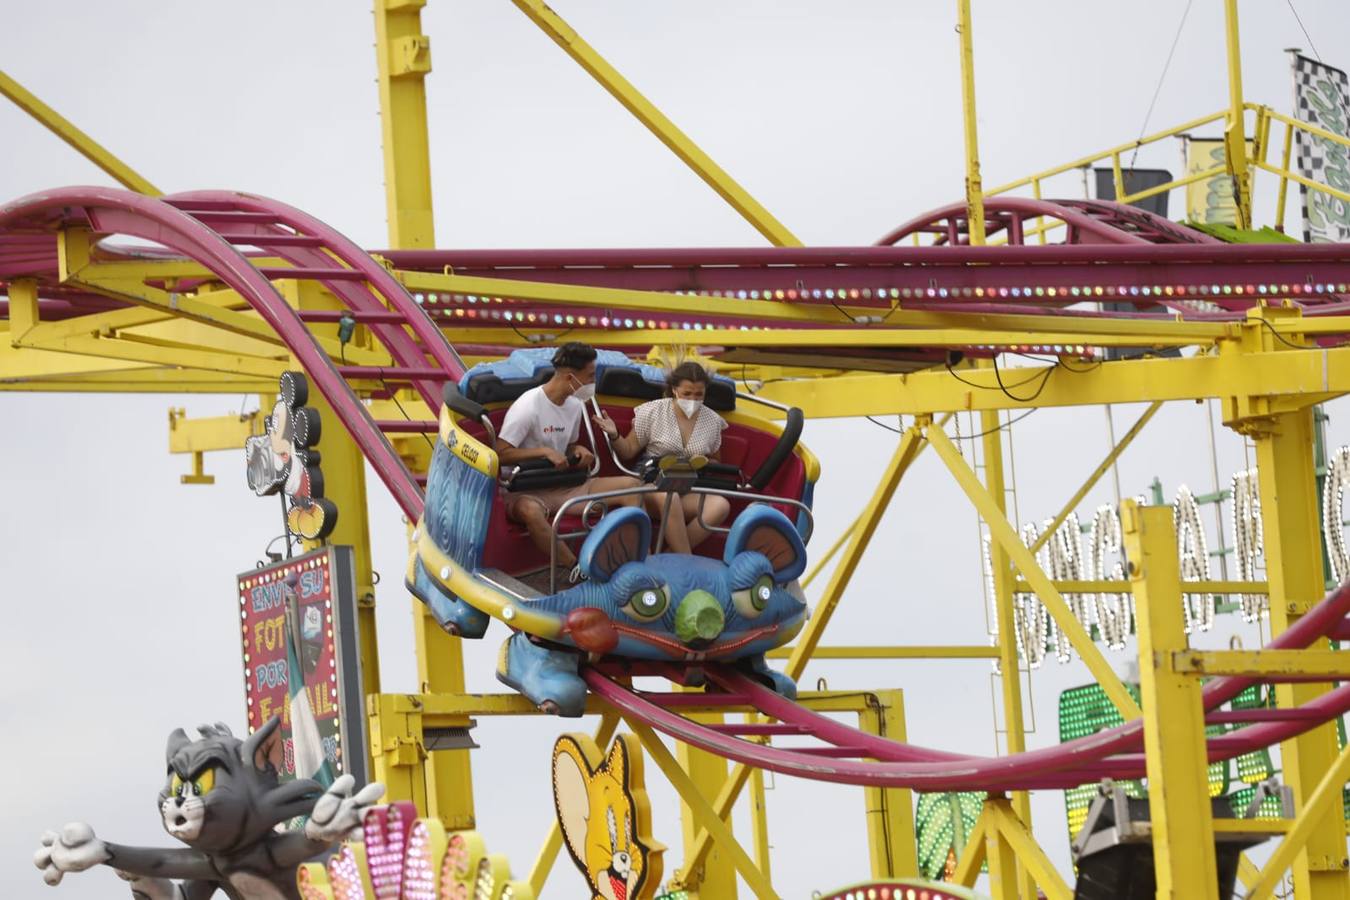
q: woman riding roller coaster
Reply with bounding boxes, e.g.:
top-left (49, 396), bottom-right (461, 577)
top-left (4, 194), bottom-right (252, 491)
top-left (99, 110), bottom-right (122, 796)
top-left (594, 361), bottom-right (732, 553)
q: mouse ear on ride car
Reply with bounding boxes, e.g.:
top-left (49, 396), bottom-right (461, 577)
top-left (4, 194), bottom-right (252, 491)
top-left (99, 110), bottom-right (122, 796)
top-left (723, 505), bottom-right (807, 582)
top-left (578, 506), bottom-right (652, 583)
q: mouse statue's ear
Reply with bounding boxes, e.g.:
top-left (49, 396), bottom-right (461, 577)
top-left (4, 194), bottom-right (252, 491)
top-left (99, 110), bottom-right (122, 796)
top-left (723, 505), bottom-right (807, 582)
top-left (578, 507), bottom-right (651, 584)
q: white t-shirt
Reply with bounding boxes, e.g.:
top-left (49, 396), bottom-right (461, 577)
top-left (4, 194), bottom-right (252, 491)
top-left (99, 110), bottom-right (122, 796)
top-left (498, 385), bottom-right (582, 458)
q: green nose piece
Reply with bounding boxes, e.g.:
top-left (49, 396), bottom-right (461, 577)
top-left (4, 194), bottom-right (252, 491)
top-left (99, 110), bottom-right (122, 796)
top-left (675, 590), bottom-right (725, 643)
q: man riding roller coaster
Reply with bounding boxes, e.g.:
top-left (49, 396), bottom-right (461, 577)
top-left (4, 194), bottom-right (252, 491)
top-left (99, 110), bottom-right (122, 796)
top-left (495, 342), bottom-right (643, 580)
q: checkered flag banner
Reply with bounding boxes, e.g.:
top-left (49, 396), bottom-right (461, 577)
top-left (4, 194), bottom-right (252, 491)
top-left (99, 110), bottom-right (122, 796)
top-left (1291, 52), bottom-right (1350, 243)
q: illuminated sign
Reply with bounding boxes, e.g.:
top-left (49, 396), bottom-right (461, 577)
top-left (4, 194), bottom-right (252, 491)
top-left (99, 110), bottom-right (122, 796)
top-left (237, 545), bottom-right (366, 785)
top-left (816, 881), bottom-right (985, 900)
top-left (245, 370), bottom-right (338, 541)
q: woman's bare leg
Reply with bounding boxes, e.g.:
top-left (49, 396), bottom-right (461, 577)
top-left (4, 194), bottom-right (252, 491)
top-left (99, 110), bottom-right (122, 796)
top-left (683, 494), bottom-right (730, 549)
top-left (646, 492), bottom-right (692, 553)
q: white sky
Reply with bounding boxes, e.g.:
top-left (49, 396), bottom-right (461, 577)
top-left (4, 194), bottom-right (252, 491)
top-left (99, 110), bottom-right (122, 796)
top-left (3, 2), bottom-right (1350, 897)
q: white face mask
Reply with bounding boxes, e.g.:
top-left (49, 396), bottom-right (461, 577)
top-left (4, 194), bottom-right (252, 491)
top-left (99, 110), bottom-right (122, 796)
top-left (571, 382), bottom-right (596, 403)
top-left (676, 398), bottom-right (702, 418)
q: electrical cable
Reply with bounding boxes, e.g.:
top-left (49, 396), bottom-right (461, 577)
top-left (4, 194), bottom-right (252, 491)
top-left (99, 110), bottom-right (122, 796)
top-left (945, 360), bottom-right (1051, 393)
top-left (865, 416), bottom-right (904, 434)
top-left (993, 356), bottom-right (1057, 403)
top-left (1286, 0), bottom-right (1322, 62)
top-left (966, 408), bottom-right (1038, 439)
top-left (1130, 0), bottom-right (1194, 170)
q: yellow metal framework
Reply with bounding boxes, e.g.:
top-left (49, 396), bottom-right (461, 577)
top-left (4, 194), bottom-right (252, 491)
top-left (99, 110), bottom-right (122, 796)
top-left (6, 3), bottom-right (1350, 899)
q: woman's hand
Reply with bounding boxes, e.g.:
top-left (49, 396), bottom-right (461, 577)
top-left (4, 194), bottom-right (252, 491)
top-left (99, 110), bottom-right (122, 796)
top-left (593, 413), bottom-right (620, 440)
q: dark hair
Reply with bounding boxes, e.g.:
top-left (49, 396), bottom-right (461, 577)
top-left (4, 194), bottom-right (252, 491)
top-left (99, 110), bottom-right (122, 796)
top-left (551, 342), bottom-right (597, 371)
top-left (665, 361), bottom-right (711, 396)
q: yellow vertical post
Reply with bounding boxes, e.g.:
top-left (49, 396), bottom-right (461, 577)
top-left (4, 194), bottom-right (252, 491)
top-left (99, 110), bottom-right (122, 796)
top-left (1121, 500), bottom-right (1218, 900)
top-left (1254, 404), bottom-right (1350, 898)
top-left (368, 694), bottom-right (428, 810)
top-left (1223, 0), bottom-right (1252, 228)
top-left (980, 410), bottom-right (1036, 900)
top-left (747, 766), bottom-right (772, 882)
top-left (859, 691), bottom-right (919, 878)
top-left (676, 709), bottom-right (739, 899)
top-left (373, 0), bottom-right (436, 249)
top-left (292, 282), bottom-right (380, 712)
top-left (982, 804), bottom-right (1021, 900)
top-left (412, 583), bottom-right (476, 829)
top-left (956, 0), bottom-right (987, 245)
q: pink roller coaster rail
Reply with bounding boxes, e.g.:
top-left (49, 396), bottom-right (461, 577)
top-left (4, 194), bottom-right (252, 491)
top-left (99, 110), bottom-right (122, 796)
top-left (5, 185), bottom-right (1350, 792)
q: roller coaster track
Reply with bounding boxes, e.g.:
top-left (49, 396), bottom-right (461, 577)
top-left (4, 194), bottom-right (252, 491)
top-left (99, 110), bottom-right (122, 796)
top-left (5, 186), bottom-right (1350, 792)
top-left (587, 579), bottom-right (1350, 792)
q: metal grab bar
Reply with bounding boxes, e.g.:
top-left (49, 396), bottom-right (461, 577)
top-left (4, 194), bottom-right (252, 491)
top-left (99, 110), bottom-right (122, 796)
top-left (549, 483), bottom-right (659, 592)
top-left (544, 481), bottom-right (815, 592)
top-left (589, 395), bottom-right (643, 478)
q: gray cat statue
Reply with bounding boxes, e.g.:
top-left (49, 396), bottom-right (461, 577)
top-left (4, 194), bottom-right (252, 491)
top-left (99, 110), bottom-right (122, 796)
top-left (34, 716), bottom-right (384, 899)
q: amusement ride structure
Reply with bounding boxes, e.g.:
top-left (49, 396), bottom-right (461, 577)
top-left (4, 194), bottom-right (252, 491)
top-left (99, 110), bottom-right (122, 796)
top-left (8, 1), bottom-right (1350, 898)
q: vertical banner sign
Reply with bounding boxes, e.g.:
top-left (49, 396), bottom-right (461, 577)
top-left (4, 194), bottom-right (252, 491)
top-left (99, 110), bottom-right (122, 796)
top-left (1185, 137), bottom-right (1242, 225)
top-left (1292, 53), bottom-right (1350, 242)
top-left (236, 545), bottom-right (367, 786)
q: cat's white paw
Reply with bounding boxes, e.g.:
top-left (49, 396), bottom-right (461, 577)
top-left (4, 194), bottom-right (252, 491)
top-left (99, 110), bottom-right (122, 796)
top-left (116, 870), bottom-right (180, 900)
top-left (304, 775), bottom-right (386, 843)
top-left (34, 823), bottom-right (110, 885)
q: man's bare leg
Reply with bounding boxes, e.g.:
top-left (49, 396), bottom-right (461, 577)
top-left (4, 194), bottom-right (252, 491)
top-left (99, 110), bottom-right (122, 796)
top-left (515, 498), bottom-right (577, 568)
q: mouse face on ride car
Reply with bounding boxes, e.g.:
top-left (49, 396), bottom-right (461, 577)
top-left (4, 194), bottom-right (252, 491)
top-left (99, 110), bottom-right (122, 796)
top-left (530, 504), bottom-right (809, 662)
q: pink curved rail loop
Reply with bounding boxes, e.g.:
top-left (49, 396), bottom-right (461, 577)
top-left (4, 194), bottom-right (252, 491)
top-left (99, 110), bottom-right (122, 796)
top-left (8, 185), bottom-right (1350, 793)
top-left (0, 186), bottom-right (432, 520)
top-left (166, 191), bottom-right (464, 408)
top-left (584, 581), bottom-right (1350, 792)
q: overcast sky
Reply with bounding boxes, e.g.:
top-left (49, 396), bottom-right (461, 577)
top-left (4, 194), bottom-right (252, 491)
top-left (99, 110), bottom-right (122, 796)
top-left (4, 2), bottom-right (1350, 897)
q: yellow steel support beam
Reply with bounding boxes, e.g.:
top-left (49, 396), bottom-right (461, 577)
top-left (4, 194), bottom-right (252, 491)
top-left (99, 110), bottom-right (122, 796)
top-left (6, 278), bottom-right (39, 339)
top-left (800, 516), bottom-right (859, 589)
top-left (785, 423), bottom-right (928, 677)
top-left (1026, 401), bottom-right (1161, 556)
top-left (767, 644), bottom-right (1000, 660)
top-left (1253, 400), bottom-right (1350, 899)
top-left (748, 765), bottom-right (772, 884)
top-left (676, 706), bottom-right (739, 898)
top-left (508, 0), bottom-right (801, 247)
top-left (755, 343), bottom-right (1350, 418)
top-left (1122, 500), bottom-right (1218, 899)
top-left (368, 693), bottom-right (428, 810)
top-left (1172, 649), bottom-right (1350, 679)
top-left (1011, 579), bottom-right (1268, 595)
top-left (956, 0), bottom-right (986, 246)
top-left (528, 711), bottom-right (620, 896)
top-left (293, 283), bottom-right (382, 781)
top-left (983, 797), bottom-right (1072, 900)
top-left (684, 418), bottom-right (941, 879)
top-left (1223, 0), bottom-right (1252, 228)
top-left (625, 719), bottom-right (780, 900)
top-left (437, 324), bottom-right (1209, 352)
top-left (167, 408), bottom-right (264, 484)
top-left (859, 691), bottom-right (918, 879)
top-left (926, 423), bottom-right (1142, 719)
top-left (417, 297), bottom-right (1232, 341)
top-left (1246, 741), bottom-right (1350, 900)
top-left (16, 333), bottom-right (286, 380)
top-left (373, 0), bottom-right (435, 248)
top-left (951, 813), bottom-right (988, 888)
top-left (979, 404), bottom-right (1036, 900)
top-left (0, 69), bottom-right (161, 195)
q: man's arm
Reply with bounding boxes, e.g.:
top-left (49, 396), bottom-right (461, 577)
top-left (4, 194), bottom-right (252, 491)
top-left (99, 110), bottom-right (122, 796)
top-left (496, 438), bottom-right (567, 468)
top-left (496, 395), bottom-right (567, 468)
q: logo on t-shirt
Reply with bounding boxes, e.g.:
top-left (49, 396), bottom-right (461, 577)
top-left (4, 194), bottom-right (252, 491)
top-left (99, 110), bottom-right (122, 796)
top-left (543, 425), bottom-right (567, 435)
